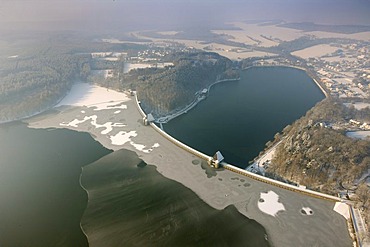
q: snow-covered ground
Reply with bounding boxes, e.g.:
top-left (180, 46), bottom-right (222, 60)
top-left (157, 31), bottom-right (180, 36)
top-left (300, 207), bottom-right (314, 216)
top-left (307, 30), bottom-right (370, 42)
top-left (132, 32), bottom-right (276, 61)
top-left (104, 70), bottom-right (113, 79)
top-left (123, 63), bottom-right (153, 73)
top-left (220, 22), bottom-right (303, 44)
top-left (346, 131), bottom-right (370, 140)
top-left (57, 82), bottom-right (129, 108)
top-left (211, 29), bottom-right (278, 47)
top-left (344, 102), bottom-right (370, 110)
top-left (124, 62), bottom-right (174, 73)
top-left (334, 202), bottom-right (350, 220)
top-left (321, 56), bottom-right (358, 63)
top-left (56, 83), bottom-right (160, 154)
top-left (246, 141), bottom-right (281, 174)
top-left (292, 44), bottom-right (338, 59)
top-left (334, 78), bottom-right (367, 98)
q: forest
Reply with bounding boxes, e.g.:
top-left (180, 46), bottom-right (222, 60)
top-left (135, 52), bottom-right (235, 117)
top-left (267, 98), bottom-right (370, 227)
top-left (0, 49), bottom-right (91, 122)
top-left (0, 33), bottom-right (146, 123)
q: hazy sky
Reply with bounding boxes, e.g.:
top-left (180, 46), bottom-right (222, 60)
top-left (1, 0), bottom-right (370, 31)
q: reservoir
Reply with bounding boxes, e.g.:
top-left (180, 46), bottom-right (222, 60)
top-left (0, 122), bottom-right (269, 246)
top-left (164, 66), bottom-right (325, 168)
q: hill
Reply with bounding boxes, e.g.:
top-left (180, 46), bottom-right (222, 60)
top-left (136, 52), bottom-right (237, 117)
top-left (266, 99), bottom-right (370, 227)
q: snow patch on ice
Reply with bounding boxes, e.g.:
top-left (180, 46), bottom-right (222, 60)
top-left (110, 131), bottom-right (138, 145)
top-left (60, 115), bottom-right (126, 134)
top-left (258, 191), bottom-right (285, 216)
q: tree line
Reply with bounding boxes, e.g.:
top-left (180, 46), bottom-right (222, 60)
top-left (0, 46), bottom-right (92, 122)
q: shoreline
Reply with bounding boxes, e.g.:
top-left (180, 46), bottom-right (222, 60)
top-left (136, 92), bottom-right (342, 202)
top-left (154, 64), bottom-right (328, 125)
top-left (239, 65), bottom-right (329, 177)
top-left (0, 84), bottom-right (75, 125)
top-left (0, 102), bottom-right (61, 125)
top-left (79, 166), bottom-right (90, 246)
top-left (0, 65), bottom-right (325, 127)
top-left (79, 150), bottom-right (271, 246)
top-left (154, 65), bottom-right (328, 178)
top-left (154, 77), bottom-right (241, 124)
top-left (242, 65), bottom-right (329, 98)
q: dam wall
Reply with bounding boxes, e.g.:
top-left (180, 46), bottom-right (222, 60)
top-left (135, 91), bottom-right (212, 161)
top-left (222, 163), bottom-right (341, 202)
top-left (134, 91), bottom-right (342, 203)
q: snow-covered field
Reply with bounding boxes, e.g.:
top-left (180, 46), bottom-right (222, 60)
top-left (123, 63), bottom-right (174, 73)
top-left (157, 31), bottom-right (180, 36)
top-left (292, 44), bottom-right (338, 59)
top-left (57, 83), bottom-right (129, 108)
top-left (123, 63), bottom-right (153, 73)
top-left (226, 22), bottom-right (304, 43)
top-left (307, 31), bottom-right (370, 42)
top-left (211, 29), bottom-right (278, 47)
top-left (178, 39), bottom-right (276, 60)
top-left (60, 115), bottom-right (126, 135)
top-left (133, 32), bottom-right (276, 60)
top-left (102, 57), bottom-right (119, 61)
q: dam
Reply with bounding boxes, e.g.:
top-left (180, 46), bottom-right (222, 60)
top-left (27, 82), bottom-right (352, 247)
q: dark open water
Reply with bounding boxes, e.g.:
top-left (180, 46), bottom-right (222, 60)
top-left (164, 66), bottom-right (325, 167)
top-left (0, 122), bottom-right (111, 247)
top-left (0, 124), bottom-right (269, 246)
top-left (81, 149), bottom-right (269, 247)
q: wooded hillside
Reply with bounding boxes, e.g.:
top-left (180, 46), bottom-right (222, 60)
top-left (136, 52), bottom-right (234, 117)
top-left (0, 47), bottom-right (91, 122)
top-left (267, 99), bottom-right (370, 227)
